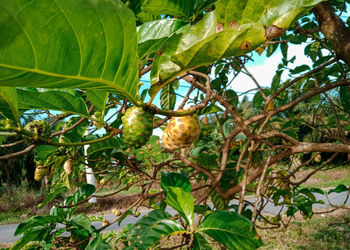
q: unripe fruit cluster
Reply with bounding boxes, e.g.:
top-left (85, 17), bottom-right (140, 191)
top-left (24, 120), bottom-right (51, 142)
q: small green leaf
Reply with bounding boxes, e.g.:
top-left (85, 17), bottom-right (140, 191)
top-left (309, 188), bottom-right (324, 195)
top-left (38, 184), bottom-right (68, 208)
top-left (196, 104), bottom-right (223, 116)
top-left (87, 137), bottom-right (122, 155)
top-left (166, 186), bottom-right (194, 226)
top-left (328, 184), bottom-right (348, 194)
top-left (161, 172), bottom-right (191, 194)
top-left (290, 65), bottom-right (310, 74)
top-left (73, 184), bottom-right (96, 204)
top-left (198, 211), bottom-right (263, 250)
top-left (225, 89), bottom-right (238, 107)
top-left (160, 81), bottom-right (177, 110)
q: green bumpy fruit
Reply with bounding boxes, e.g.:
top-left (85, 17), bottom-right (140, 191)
top-left (162, 111), bottom-right (200, 151)
top-left (122, 106), bottom-right (153, 148)
top-left (24, 120), bottom-right (51, 142)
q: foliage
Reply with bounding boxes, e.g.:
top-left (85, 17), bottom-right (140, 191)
top-left (0, 0), bottom-right (350, 249)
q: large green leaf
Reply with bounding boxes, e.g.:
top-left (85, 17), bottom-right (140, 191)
top-left (150, 0), bottom-right (324, 90)
top-left (161, 171), bottom-right (191, 194)
top-left (0, 87), bottom-right (19, 122)
top-left (138, 19), bottom-right (188, 58)
top-left (86, 233), bottom-right (102, 250)
top-left (141, 0), bottom-right (193, 19)
top-left (14, 215), bottom-right (58, 236)
top-left (71, 214), bottom-right (91, 232)
top-left (166, 186), bottom-right (194, 227)
top-left (11, 228), bottom-right (43, 250)
top-left (86, 90), bottom-right (109, 111)
top-left (0, 0), bottom-right (139, 104)
top-left (193, 232), bottom-right (212, 250)
top-left (34, 145), bottom-right (57, 162)
top-left (17, 88), bottom-right (89, 117)
top-left (141, 0), bottom-right (217, 20)
top-left (198, 211), bottom-right (263, 250)
top-left (127, 210), bottom-right (185, 250)
top-left (38, 184), bottom-right (68, 209)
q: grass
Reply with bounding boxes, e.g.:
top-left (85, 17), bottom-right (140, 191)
top-left (258, 211), bottom-right (350, 249)
top-left (300, 166), bottom-right (350, 189)
top-left (0, 208), bottom-right (37, 225)
top-left (96, 185), bottom-right (141, 196)
top-left (0, 187), bottom-right (46, 225)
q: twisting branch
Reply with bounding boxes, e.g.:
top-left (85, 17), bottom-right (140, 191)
top-left (0, 145), bottom-right (35, 160)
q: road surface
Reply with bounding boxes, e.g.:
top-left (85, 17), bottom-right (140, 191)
top-left (0, 191), bottom-right (349, 243)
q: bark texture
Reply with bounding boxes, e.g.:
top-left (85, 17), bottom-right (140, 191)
top-left (313, 2), bottom-right (350, 65)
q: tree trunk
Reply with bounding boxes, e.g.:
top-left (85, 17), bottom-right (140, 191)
top-left (313, 2), bottom-right (350, 65)
top-left (84, 129), bottom-right (97, 203)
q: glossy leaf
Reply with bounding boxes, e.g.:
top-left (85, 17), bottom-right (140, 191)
top-left (0, 87), bottom-right (19, 122)
top-left (38, 184), bottom-right (69, 208)
top-left (17, 88), bottom-right (89, 117)
top-left (73, 184), bottom-right (96, 204)
top-left (14, 215), bottom-right (58, 236)
top-left (328, 184), bottom-right (348, 194)
top-left (138, 19), bottom-right (188, 58)
top-left (166, 186), bottom-right (194, 226)
top-left (127, 210), bottom-right (185, 250)
top-left (86, 233), bottom-right (102, 250)
top-left (141, 0), bottom-right (193, 19)
top-left (193, 232), bottom-right (212, 250)
top-left (11, 228), bottom-right (43, 250)
top-left (198, 211), bottom-right (263, 249)
top-left (87, 137), bottom-right (122, 155)
top-left (196, 104), bottom-right (223, 116)
top-left (0, 0), bottom-right (139, 104)
top-left (34, 145), bottom-right (57, 162)
top-left (160, 81), bottom-right (177, 110)
top-left (161, 172), bottom-right (191, 194)
top-left (71, 214), bottom-right (92, 232)
top-left (150, 0), bottom-right (324, 92)
top-left (86, 90), bottom-right (109, 112)
top-left (141, 0), bottom-right (217, 20)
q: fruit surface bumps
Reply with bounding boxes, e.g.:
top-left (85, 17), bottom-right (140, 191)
top-left (162, 113), bottom-right (200, 151)
top-left (34, 166), bottom-right (48, 181)
top-left (63, 159), bottom-right (73, 175)
top-left (122, 106), bottom-right (153, 148)
top-left (24, 120), bottom-right (51, 142)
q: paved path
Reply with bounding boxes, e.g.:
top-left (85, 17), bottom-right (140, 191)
top-left (0, 191), bottom-right (349, 243)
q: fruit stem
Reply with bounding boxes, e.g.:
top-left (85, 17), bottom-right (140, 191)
top-left (141, 103), bottom-right (197, 117)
